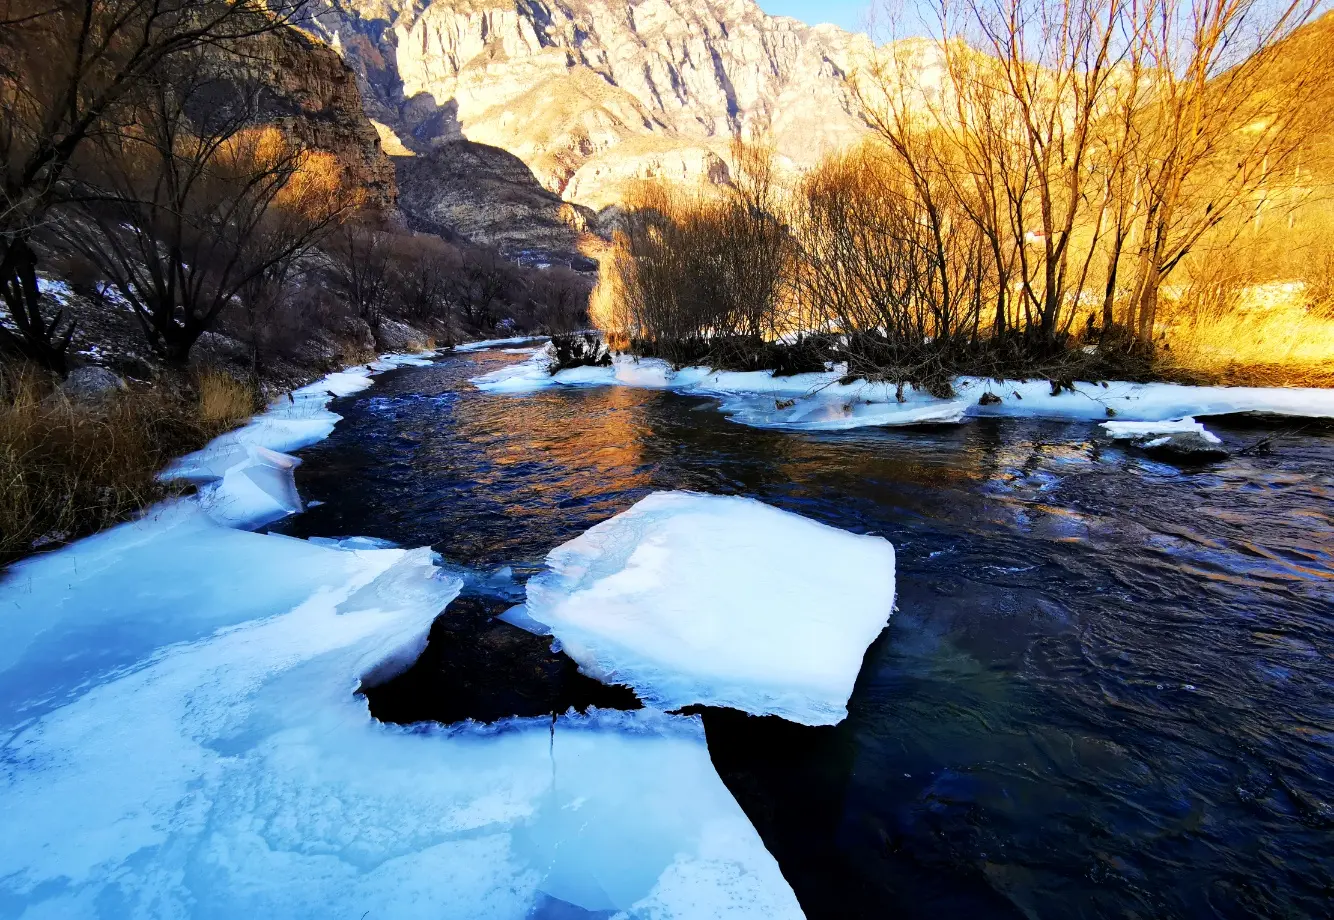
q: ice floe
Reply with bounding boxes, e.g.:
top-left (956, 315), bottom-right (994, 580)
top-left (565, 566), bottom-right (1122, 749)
top-left (0, 349), bottom-right (807, 918)
top-left (471, 350), bottom-right (1334, 432)
top-left (163, 353), bottom-right (433, 529)
top-left (0, 505), bottom-right (801, 918)
top-left (1100, 416), bottom-right (1222, 444)
top-left (515, 491), bottom-right (896, 726)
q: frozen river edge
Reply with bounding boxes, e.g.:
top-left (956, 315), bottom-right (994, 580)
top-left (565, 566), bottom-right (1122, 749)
top-left (472, 350), bottom-right (1334, 432)
top-left (0, 350), bottom-right (808, 919)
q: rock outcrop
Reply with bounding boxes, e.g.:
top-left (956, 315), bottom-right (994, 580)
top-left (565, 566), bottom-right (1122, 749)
top-left (304, 0), bottom-right (922, 207)
top-left (395, 139), bottom-right (597, 252)
top-left (235, 27), bottom-right (399, 210)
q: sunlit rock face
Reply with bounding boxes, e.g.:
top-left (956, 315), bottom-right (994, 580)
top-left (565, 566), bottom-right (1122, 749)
top-left (229, 27), bottom-right (399, 209)
top-left (304, 0), bottom-right (942, 207)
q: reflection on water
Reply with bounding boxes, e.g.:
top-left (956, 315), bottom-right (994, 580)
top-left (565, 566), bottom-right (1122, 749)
top-left (278, 350), bottom-right (1334, 920)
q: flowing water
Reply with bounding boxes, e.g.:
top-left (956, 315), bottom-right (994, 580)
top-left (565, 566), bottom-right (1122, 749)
top-left (276, 347), bottom-right (1334, 920)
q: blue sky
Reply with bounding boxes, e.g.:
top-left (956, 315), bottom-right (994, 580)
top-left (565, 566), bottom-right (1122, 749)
top-left (757, 0), bottom-right (874, 32)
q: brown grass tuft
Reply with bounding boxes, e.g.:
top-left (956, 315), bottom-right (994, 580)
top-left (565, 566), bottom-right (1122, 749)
top-left (0, 366), bottom-right (256, 566)
top-left (197, 369), bottom-right (259, 428)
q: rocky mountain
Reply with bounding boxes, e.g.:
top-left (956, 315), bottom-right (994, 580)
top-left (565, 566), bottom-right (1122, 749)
top-left (304, 0), bottom-right (933, 212)
top-left (395, 138), bottom-right (597, 253)
top-left (240, 27), bottom-right (399, 210)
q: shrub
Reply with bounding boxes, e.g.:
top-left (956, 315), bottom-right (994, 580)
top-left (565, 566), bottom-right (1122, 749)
top-left (549, 333), bottom-right (612, 374)
top-left (197, 369), bottom-right (259, 426)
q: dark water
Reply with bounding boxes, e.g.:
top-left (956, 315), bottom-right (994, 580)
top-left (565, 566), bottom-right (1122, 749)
top-left (277, 349), bottom-right (1334, 920)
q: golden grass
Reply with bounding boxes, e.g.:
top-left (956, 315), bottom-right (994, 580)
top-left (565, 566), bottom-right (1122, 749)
top-left (1162, 294), bottom-right (1334, 387)
top-left (197, 368), bottom-right (258, 427)
top-left (0, 367), bottom-right (256, 566)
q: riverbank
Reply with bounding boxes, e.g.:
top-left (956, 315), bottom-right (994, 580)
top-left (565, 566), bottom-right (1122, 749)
top-left (472, 347), bottom-right (1334, 433)
top-left (0, 329), bottom-right (539, 566)
top-left (0, 342), bottom-right (817, 918)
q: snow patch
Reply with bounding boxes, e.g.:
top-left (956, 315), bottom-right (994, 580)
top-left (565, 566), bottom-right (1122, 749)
top-left (472, 352), bottom-right (1334, 431)
top-left (518, 491), bottom-right (896, 726)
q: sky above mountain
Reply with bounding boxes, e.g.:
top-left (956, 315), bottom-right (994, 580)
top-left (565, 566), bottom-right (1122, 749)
top-left (758, 0), bottom-right (874, 32)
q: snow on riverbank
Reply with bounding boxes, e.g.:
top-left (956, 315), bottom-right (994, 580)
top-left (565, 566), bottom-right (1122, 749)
top-left (0, 351), bottom-right (806, 918)
top-left (508, 491), bottom-right (896, 726)
top-left (470, 349), bottom-right (1334, 432)
top-left (164, 353), bottom-right (434, 529)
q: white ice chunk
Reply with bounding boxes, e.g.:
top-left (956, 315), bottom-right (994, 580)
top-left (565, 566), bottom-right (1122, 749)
top-left (369, 352), bottom-right (438, 371)
top-left (161, 358), bottom-right (410, 529)
top-left (453, 335), bottom-right (549, 353)
top-left (1100, 416), bottom-right (1222, 444)
top-left (498, 602), bottom-right (554, 636)
top-left (523, 491), bottom-right (896, 725)
top-left (0, 505), bottom-right (802, 919)
top-left (471, 351), bottom-right (1334, 430)
top-left (472, 352), bottom-right (562, 392)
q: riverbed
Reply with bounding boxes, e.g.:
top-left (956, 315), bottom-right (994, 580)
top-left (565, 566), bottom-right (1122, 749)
top-left (276, 346), bottom-right (1334, 919)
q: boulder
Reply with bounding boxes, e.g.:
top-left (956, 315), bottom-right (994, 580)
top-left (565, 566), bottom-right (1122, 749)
top-left (1138, 431), bottom-right (1230, 462)
top-left (59, 365), bottom-right (126, 405)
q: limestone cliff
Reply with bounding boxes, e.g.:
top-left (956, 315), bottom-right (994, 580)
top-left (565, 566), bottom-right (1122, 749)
top-left (304, 0), bottom-right (927, 208)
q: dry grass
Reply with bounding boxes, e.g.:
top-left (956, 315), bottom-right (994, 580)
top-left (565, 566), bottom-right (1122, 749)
top-left (197, 369), bottom-right (258, 427)
top-left (0, 366), bottom-right (256, 566)
top-left (1161, 284), bottom-right (1334, 387)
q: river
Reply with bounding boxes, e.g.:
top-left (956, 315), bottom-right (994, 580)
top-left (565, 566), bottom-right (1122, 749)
top-left (274, 345), bottom-right (1334, 920)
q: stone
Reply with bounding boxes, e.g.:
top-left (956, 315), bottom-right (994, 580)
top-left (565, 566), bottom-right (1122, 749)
top-left (1137, 431), bottom-right (1230, 462)
top-left (59, 365), bottom-right (127, 405)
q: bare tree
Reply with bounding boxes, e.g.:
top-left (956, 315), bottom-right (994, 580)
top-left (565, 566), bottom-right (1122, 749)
top-left (326, 218), bottom-right (395, 341)
top-left (1120, 0), bottom-right (1328, 342)
top-left (55, 62), bottom-right (346, 366)
top-left (0, 0), bottom-right (306, 373)
top-left (457, 247), bottom-right (516, 330)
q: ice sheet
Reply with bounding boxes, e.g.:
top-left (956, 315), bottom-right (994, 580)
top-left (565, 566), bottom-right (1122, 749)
top-left (453, 335), bottom-right (549, 353)
top-left (471, 352), bottom-right (1334, 431)
top-left (0, 508), bottom-right (802, 919)
top-left (519, 491), bottom-right (896, 725)
top-left (1100, 416), bottom-right (1222, 444)
top-left (3, 349), bottom-right (803, 918)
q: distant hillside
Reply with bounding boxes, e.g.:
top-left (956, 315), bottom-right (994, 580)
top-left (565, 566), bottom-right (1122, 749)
top-left (303, 0), bottom-right (943, 208)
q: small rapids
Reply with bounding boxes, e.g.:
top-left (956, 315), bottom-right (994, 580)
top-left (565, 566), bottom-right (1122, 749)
top-left (276, 348), bottom-right (1334, 920)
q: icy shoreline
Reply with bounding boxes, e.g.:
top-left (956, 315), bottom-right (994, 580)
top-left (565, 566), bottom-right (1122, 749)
top-left (472, 350), bottom-right (1334, 432)
top-left (0, 351), bottom-right (807, 918)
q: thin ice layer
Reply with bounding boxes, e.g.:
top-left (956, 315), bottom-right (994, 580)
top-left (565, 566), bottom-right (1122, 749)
top-left (521, 491), bottom-right (897, 725)
top-left (471, 351), bottom-right (1334, 430)
top-left (452, 335), bottom-right (549, 353)
top-left (0, 504), bottom-right (803, 919)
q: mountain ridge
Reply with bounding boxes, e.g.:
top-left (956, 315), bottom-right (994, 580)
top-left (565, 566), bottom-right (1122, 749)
top-left (302, 0), bottom-right (933, 207)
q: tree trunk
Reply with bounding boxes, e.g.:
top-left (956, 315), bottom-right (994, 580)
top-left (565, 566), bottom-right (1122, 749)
top-left (0, 238), bottom-right (73, 375)
top-left (162, 327), bottom-right (198, 368)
